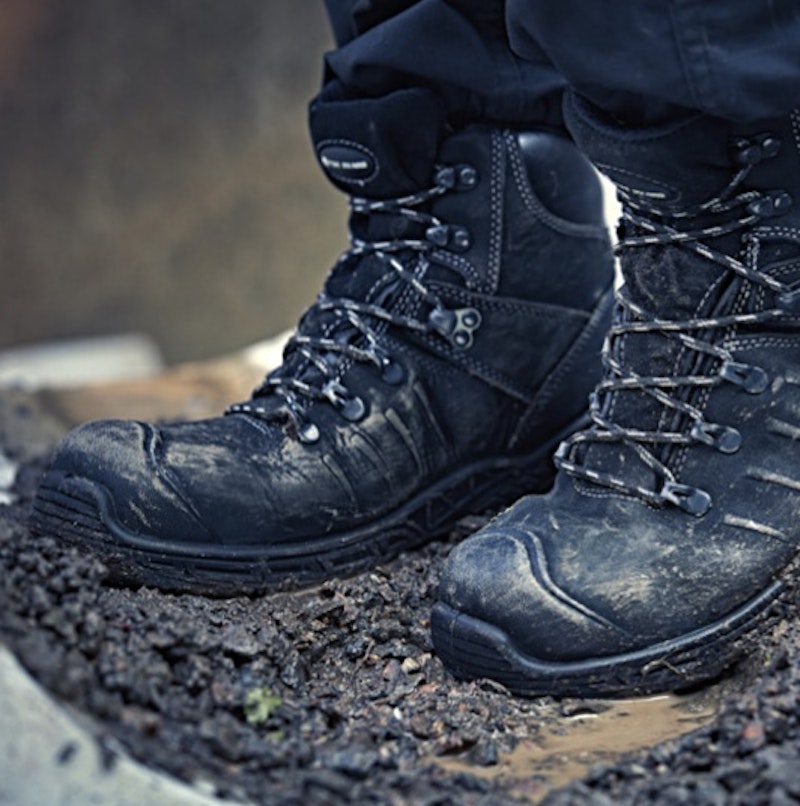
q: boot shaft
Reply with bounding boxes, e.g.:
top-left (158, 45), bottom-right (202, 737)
top-left (302, 87), bottom-right (615, 453)
top-left (565, 96), bottom-right (800, 319)
top-left (311, 87), bottom-right (613, 315)
top-left (559, 94), bottom-right (800, 513)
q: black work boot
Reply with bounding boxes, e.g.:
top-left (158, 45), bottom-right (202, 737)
top-left (30, 87), bottom-right (614, 595)
top-left (433, 96), bottom-right (800, 697)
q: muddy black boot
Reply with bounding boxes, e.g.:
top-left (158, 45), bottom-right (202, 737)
top-left (30, 87), bottom-right (613, 595)
top-left (433, 96), bottom-right (800, 697)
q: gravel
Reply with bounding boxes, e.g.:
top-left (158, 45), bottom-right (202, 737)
top-left (3, 390), bottom-right (800, 805)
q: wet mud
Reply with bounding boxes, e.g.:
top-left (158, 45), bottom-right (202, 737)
top-left (2, 386), bottom-right (800, 804)
top-left (435, 689), bottom-right (724, 801)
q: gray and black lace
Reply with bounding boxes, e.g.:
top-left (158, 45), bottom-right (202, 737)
top-left (556, 133), bottom-right (800, 515)
top-left (228, 164), bottom-right (481, 442)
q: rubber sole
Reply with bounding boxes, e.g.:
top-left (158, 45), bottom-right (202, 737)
top-left (431, 573), bottom-right (792, 698)
top-left (29, 419), bottom-right (580, 596)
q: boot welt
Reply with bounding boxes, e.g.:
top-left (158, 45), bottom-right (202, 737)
top-left (430, 572), bottom-right (794, 698)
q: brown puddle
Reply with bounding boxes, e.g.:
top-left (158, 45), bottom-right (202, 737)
top-left (435, 686), bottom-right (723, 802)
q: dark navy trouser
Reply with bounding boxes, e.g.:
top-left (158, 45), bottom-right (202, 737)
top-left (323, 0), bottom-right (800, 128)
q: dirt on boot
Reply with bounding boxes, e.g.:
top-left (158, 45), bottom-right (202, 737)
top-left (3, 387), bottom-right (800, 805)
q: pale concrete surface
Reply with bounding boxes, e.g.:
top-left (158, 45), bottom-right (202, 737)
top-left (0, 334), bottom-right (164, 391)
top-left (0, 451), bottom-right (19, 505)
top-left (0, 644), bottom-right (241, 806)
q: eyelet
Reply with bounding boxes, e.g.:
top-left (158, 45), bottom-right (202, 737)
top-left (660, 481), bottom-right (712, 516)
top-left (720, 361), bottom-right (768, 394)
top-left (424, 224), bottom-right (472, 251)
top-left (339, 395), bottom-right (367, 422)
top-left (434, 164), bottom-right (479, 191)
top-left (298, 422), bottom-right (320, 444)
top-left (428, 306), bottom-right (482, 349)
top-left (322, 380), bottom-right (367, 422)
top-left (690, 421), bottom-right (742, 454)
top-left (746, 191), bottom-right (793, 218)
top-left (734, 134), bottom-right (781, 166)
top-left (380, 356), bottom-right (404, 385)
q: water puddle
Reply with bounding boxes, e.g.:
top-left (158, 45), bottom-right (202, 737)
top-left (435, 686), bottom-right (722, 802)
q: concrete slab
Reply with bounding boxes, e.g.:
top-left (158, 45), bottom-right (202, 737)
top-left (0, 334), bottom-right (164, 391)
top-left (0, 644), bottom-right (240, 806)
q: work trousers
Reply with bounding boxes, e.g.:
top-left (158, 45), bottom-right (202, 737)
top-left (323, 0), bottom-right (800, 129)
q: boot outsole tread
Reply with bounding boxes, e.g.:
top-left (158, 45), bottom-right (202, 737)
top-left (430, 572), bottom-right (794, 697)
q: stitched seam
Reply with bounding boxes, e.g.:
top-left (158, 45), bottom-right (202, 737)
top-left (416, 331), bottom-right (535, 403)
top-left (488, 130), bottom-right (504, 293)
top-left (512, 289), bottom-right (610, 446)
top-left (426, 281), bottom-right (586, 320)
top-left (430, 249), bottom-right (483, 291)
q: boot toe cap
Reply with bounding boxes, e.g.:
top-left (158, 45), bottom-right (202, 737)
top-left (52, 419), bottom-right (150, 479)
top-left (439, 524), bottom-right (635, 663)
top-left (46, 418), bottom-right (216, 544)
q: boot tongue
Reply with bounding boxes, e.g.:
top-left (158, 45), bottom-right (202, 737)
top-left (565, 94), bottom-right (800, 315)
top-left (308, 85), bottom-right (449, 304)
top-left (562, 95), bottom-right (751, 493)
top-left (309, 85), bottom-right (447, 200)
top-left (565, 94), bottom-right (740, 319)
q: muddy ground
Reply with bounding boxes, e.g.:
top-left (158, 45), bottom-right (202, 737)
top-left (2, 386), bottom-right (800, 805)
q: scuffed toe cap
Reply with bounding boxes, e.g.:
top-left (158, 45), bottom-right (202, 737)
top-left (439, 527), bottom-right (636, 663)
top-left (47, 418), bottom-right (216, 544)
top-left (51, 419), bottom-right (151, 479)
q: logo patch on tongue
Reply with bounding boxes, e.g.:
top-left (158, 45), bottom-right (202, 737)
top-left (317, 141), bottom-right (378, 186)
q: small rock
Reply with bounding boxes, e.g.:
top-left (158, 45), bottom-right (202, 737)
top-left (401, 657), bottom-right (421, 674)
top-left (739, 720), bottom-right (766, 754)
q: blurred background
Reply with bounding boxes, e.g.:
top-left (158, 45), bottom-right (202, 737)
top-left (0, 0), bottom-right (343, 366)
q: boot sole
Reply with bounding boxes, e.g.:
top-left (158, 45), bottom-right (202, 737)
top-left (30, 419), bottom-right (580, 596)
top-left (431, 573), bottom-right (791, 697)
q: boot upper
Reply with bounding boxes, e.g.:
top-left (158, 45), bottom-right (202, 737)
top-left (441, 97), bottom-right (800, 662)
top-left (47, 89), bottom-right (614, 549)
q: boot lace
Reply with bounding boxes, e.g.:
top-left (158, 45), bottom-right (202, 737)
top-left (556, 133), bottom-right (800, 515)
top-left (228, 164), bottom-right (481, 442)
